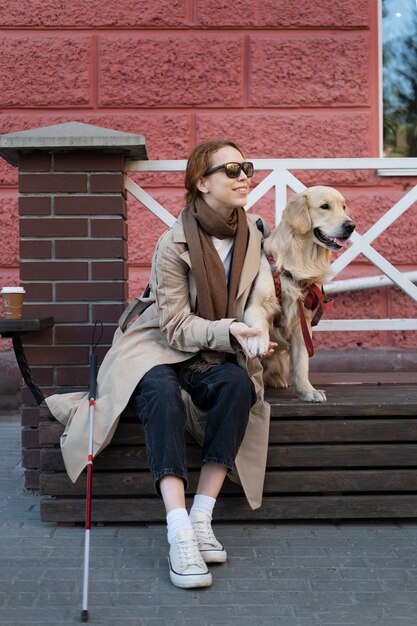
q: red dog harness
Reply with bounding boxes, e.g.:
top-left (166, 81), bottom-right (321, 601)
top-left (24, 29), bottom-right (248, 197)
top-left (266, 253), bottom-right (332, 357)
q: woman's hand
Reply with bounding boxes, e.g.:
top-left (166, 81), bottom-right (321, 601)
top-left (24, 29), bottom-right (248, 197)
top-left (229, 322), bottom-right (277, 359)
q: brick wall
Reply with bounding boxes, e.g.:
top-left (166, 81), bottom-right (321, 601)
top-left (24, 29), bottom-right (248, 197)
top-left (18, 149), bottom-right (127, 487)
top-left (0, 1), bottom-right (416, 354)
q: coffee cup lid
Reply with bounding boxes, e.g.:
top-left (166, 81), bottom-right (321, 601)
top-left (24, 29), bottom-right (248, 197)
top-left (1, 286), bottom-right (26, 293)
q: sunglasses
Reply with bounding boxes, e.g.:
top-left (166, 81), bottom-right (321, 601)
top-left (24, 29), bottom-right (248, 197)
top-left (203, 161), bottom-right (254, 179)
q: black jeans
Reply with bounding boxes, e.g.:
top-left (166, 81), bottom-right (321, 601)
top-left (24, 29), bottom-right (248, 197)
top-left (131, 361), bottom-right (256, 494)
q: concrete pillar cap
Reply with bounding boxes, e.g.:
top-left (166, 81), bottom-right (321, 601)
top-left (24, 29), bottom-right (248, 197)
top-left (0, 121), bottom-right (148, 166)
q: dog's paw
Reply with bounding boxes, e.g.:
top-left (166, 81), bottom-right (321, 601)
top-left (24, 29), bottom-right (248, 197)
top-left (298, 388), bottom-right (327, 403)
top-left (247, 332), bottom-right (270, 358)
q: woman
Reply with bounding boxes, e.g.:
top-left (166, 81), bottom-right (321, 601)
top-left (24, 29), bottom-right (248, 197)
top-left (46, 140), bottom-right (274, 590)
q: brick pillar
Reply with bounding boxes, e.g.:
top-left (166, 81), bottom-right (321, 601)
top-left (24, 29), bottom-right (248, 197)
top-left (0, 122), bottom-right (148, 488)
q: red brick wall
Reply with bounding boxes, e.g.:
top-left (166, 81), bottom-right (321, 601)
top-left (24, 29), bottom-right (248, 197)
top-left (17, 150), bottom-right (128, 487)
top-left (0, 0), bottom-right (416, 355)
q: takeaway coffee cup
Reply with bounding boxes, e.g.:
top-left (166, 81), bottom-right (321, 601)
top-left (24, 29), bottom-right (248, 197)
top-left (1, 287), bottom-right (26, 319)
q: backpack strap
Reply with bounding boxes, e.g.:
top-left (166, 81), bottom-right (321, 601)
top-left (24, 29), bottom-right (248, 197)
top-left (118, 284), bottom-right (153, 332)
top-left (255, 218), bottom-right (265, 236)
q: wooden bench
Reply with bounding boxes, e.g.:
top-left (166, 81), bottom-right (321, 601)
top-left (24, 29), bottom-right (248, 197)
top-left (38, 381), bottom-right (417, 523)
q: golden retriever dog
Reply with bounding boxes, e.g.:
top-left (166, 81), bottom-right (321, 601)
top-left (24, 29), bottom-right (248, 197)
top-left (244, 186), bottom-right (356, 402)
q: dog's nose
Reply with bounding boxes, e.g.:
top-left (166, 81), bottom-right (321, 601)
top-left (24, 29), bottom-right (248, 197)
top-left (343, 220), bottom-right (356, 234)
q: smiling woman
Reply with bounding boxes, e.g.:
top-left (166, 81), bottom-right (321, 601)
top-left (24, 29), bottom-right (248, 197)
top-left (46, 139), bottom-right (273, 591)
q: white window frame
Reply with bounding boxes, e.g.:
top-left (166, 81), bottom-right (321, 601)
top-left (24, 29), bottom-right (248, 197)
top-left (379, 0), bottom-right (384, 160)
top-left (378, 0), bottom-right (417, 174)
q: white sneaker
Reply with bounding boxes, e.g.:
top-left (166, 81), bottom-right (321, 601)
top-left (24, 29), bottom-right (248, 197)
top-left (168, 529), bottom-right (212, 589)
top-left (190, 512), bottom-right (227, 563)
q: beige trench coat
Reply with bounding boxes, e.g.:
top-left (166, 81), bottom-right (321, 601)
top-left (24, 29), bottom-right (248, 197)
top-left (46, 213), bottom-right (271, 510)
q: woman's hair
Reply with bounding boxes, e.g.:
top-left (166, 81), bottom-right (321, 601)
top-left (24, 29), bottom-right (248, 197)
top-left (184, 140), bottom-right (243, 205)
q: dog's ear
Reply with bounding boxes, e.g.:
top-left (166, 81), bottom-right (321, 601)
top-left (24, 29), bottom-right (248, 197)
top-left (283, 192), bottom-right (311, 235)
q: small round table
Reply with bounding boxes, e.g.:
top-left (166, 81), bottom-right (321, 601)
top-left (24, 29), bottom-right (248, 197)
top-left (0, 317), bottom-right (54, 405)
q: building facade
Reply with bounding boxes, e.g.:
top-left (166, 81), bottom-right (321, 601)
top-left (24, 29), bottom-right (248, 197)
top-left (0, 1), bottom-right (416, 368)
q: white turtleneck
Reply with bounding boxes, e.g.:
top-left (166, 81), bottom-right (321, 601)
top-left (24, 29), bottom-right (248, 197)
top-left (211, 236), bottom-right (234, 282)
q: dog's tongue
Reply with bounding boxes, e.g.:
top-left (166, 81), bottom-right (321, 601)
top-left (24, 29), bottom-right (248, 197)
top-left (335, 237), bottom-right (348, 247)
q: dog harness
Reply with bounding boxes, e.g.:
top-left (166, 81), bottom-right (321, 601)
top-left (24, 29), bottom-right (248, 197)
top-left (266, 253), bottom-right (332, 357)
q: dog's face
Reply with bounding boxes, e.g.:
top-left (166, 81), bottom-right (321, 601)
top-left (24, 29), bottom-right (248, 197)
top-left (284, 186), bottom-right (356, 250)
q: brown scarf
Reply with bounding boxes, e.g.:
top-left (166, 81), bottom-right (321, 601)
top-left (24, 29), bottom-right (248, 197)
top-left (181, 195), bottom-right (249, 371)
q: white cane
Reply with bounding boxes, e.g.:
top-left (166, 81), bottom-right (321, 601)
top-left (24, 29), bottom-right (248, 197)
top-left (80, 317), bottom-right (103, 622)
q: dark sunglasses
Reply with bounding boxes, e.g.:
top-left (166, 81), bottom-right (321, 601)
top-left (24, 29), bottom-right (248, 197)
top-left (203, 161), bottom-right (254, 178)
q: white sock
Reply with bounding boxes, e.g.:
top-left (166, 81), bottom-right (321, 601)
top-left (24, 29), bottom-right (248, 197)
top-left (190, 494), bottom-right (216, 522)
top-left (166, 507), bottom-right (193, 544)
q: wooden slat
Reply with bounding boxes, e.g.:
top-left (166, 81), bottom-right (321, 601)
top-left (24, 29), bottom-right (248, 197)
top-left (41, 471), bottom-right (155, 497)
top-left (39, 417), bottom-right (417, 447)
top-left (40, 445), bottom-right (204, 472)
top-left (40, 494), bottom-right (417, 523)
top-left (267, 384), bottom-right (417, 417)
top-left (40, 469), bottom-right (417, 497)
top-left (267, 444), bottom-right (417, 467)
top-left (40, 472), bottom-right (241, 497)
top-left (41, 443), bottom-right (417, 472)
top-left (39, 420), bottom-right (196, 446)
top-left (41, 447), bottom-right (148, 471)
top-left (264, 470), bottom-right (417, 492)
top-left (270, 419), bottom-right (417, 443)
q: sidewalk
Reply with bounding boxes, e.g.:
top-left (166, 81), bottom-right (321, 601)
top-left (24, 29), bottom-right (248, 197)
top-left (1, 412), bottom-right (417, 626)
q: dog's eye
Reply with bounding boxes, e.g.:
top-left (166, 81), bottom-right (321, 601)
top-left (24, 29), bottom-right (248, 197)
top-left (320, 203), bottom-right (330, 210)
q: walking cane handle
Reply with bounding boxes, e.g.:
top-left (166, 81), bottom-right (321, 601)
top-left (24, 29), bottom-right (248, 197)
top-left (88, 353), bottom-right (97, 401)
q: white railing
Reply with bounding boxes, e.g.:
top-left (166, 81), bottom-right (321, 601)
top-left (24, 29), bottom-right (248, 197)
top-left (125, 158), bottom-right (417, 332)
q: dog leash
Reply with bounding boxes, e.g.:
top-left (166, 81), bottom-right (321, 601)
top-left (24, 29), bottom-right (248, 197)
top-left (297, 284), bottom-right (323, 357)
top-left (266, 253), bottom-right (281, 326)
top-left (266, 253), bottom-right (332, 357)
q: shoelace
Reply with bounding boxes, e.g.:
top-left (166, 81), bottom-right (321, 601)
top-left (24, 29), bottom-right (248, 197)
top-left (192, 520), bottom-right (218, 546)
top-left (176, 537), bottom-right (204, 568)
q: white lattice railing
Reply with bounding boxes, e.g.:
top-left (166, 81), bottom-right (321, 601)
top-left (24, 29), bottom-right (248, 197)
top-left (125, 158), bottom-right (417, 332)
